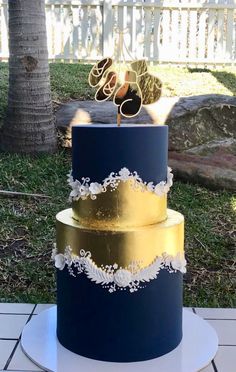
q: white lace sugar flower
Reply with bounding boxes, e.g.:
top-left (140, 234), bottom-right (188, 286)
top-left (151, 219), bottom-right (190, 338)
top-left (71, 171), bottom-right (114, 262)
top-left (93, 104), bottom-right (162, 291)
top-left (68, 175), bottom-right (81, 190)
top-left (67, 172), bottom-right (74, 184)
top-left (55, 254), bottom-right (66, 270)
top-left (64, 246), bottom-right (73, 267)
top-left (51, 247), bottom-right (57, 260)
top-left (89, 182), bottom-right (103, 194)
top-left (70, 189), bottom-right (80, 198)
top-left (72, 179), bottom-right (82, 188)
top-left (167, 167), bottom-right (174, 187)
top-left (162, 252), bottom-right (172, 268)
top-left (154, 181), bottom-right (166, 196)
top-left (80, 185), bottom-right (90, 197)
top-left (119, 167), bottom-right (131, 181)
top-left (114, 269), bottom-right (132, 287)
top-left (147, 182), bottom-right (154, 192)
top-left (171, 254), bottom-right (187, 274)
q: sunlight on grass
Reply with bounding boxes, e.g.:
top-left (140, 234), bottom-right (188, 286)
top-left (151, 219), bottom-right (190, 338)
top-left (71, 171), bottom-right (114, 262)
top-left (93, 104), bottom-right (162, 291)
top-left (231, 196), bottom-right (236, 212)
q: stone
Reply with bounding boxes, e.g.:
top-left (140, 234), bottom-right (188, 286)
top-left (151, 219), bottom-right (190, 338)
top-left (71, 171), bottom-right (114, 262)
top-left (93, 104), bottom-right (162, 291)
top-left (162, 94), bottom-right (236, 152)
top-left (169, 151), bottom-right (236, 191)
top-left (185, 138), bottom-right (236, 156)
top-left (56, 100), bottom-right (152, 128)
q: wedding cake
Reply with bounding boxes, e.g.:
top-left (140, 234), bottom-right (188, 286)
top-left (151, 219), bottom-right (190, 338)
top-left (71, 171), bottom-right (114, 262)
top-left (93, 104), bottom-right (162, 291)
top-left (53, 123), bottom-right (186, 362)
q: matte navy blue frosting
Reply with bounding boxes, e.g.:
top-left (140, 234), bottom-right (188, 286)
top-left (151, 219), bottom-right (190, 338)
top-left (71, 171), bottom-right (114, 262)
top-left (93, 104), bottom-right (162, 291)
top-left (72, 124), bottom-right (168, 184)
top-left (57, 268), bottom-right (183, 362)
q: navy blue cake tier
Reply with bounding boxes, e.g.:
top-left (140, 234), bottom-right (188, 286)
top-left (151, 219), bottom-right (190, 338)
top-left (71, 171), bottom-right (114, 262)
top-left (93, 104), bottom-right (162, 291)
top-left (57, 268), bottom-right (183, 362)
top-left (72, 124), bottom-right (168, 183)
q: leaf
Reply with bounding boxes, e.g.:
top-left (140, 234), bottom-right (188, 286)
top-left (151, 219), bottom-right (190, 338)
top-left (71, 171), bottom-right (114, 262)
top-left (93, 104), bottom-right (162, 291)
top-left (83, 258), bottom-right (113, 285)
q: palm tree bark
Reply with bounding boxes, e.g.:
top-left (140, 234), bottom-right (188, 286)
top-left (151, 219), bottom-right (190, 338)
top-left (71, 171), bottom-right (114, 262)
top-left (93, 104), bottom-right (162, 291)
top-left (0, 0), bottom-right (56, 153)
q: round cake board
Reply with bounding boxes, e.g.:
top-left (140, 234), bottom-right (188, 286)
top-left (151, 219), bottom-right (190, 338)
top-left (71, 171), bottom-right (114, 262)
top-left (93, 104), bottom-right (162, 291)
top-left (21, 307), bottom-right (218, 372)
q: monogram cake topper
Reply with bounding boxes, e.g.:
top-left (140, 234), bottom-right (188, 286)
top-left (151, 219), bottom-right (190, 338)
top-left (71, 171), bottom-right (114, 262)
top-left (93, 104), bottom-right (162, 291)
top-left (88, 29), bottom-right (162, 124)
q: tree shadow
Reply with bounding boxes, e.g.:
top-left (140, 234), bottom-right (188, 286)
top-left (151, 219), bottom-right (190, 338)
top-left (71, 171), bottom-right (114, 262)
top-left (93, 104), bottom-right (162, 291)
top-left (210, 70), bottom-right (236, 96)
top-left (188, 67), bottom-right (236, 96)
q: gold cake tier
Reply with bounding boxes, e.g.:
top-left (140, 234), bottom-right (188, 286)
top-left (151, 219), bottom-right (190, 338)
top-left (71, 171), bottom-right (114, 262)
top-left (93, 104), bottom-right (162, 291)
top-left (72, 181), bottom-right (167, 228)
top-left (56, 208), bottom-right (184, 269)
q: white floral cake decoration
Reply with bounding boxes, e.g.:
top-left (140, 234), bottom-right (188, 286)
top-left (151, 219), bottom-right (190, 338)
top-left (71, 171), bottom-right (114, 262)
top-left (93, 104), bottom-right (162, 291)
top-left (68, 167), bottom-right (173, 201)
top-left (52, 246), bottom-right (186, 293)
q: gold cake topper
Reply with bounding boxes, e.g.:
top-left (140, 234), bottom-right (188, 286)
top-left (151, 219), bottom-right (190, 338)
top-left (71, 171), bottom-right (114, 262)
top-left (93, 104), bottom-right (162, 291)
top-left (88, 29), bottom-right (162, 125)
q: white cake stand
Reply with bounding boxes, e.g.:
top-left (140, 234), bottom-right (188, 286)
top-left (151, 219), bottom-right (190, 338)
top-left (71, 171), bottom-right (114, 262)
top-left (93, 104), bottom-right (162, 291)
top-left (21, 307), bottom-right (218, 372)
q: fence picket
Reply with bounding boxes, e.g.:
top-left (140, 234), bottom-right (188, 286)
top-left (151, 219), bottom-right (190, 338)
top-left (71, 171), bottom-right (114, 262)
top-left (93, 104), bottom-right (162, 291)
top-left (144, 0), bottom-right (152, 59)
top-left (72, 5), bottom-right (79, 59)
top-left (103, 0), bottom-right (113, 57)
top-left (64, 5), bottom-right (72, 60)
top-left (54, 5), bottom-right (63, 60)
top-left (226, 6), bottom-right (234, 61)
top-left (161, 9), bottom-right (171, 61)
top-left (180, 9), bottom-right (188, 60)
top-left (207, 4), bottom-right (216, 62)
top-left (153, 5), bottom-right (161, 60)
top-left (89, 5), bottom-right (102, 59)
top-left (129, 0), bottom-right (136, 56)
top-left (171, 8), bottom-right (179, 59)
top-left (189, 8), bottom-right (198, 61)
top-left (198, 8), bottom-right (207, 60)
top-left (216, 1), bottom-right (225, 60)
top-left (135, 1), bottom-right (143, 59)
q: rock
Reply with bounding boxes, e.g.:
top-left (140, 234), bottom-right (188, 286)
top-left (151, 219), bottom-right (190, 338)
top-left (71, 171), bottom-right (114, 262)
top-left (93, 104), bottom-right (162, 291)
top-left (56, 100), bottom-right (152, 128)
top-left (163, 94), bottom-right (236, 151)
top-left (169, 151), bottom-right (236, 191)
top-left (185, 138), bottom-right (236, 156)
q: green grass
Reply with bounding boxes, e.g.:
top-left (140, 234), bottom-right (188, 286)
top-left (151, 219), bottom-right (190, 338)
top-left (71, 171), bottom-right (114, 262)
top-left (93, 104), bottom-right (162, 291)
top-left (1, 62), bottom-right (236, 124)
top-left (0, 152), bottom-right (235, 306)
top-left (0, 151), bottom-right (70, 303)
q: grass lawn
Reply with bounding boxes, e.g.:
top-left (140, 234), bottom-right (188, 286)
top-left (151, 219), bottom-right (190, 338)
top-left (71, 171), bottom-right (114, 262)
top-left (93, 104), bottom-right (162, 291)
top-left (0, 62), bottom-right (235, 307)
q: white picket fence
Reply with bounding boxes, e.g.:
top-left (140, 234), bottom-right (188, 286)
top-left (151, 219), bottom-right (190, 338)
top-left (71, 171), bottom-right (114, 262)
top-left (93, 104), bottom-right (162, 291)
top-left (0, 0), bottom-right (236, 66)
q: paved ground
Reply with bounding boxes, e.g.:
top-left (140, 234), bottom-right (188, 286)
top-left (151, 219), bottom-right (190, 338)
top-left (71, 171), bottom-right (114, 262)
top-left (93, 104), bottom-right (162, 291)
top-left (0, 304), bottom-right (235, 372)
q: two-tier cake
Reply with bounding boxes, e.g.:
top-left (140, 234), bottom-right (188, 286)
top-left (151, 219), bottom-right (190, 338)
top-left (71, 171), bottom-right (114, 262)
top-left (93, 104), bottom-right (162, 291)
top-left (53, 123), bottom-right (186, 362)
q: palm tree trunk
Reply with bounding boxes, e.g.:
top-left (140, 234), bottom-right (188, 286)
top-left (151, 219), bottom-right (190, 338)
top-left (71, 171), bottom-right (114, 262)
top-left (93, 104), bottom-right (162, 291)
top-left (0, 0), bottom-right (56, 153)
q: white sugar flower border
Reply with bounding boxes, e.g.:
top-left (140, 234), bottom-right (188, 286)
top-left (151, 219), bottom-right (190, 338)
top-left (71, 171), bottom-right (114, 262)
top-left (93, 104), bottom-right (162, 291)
top-left (68, 167), bottom-right (173, 201)
top-left (52, 246), bottom-right (186, 293)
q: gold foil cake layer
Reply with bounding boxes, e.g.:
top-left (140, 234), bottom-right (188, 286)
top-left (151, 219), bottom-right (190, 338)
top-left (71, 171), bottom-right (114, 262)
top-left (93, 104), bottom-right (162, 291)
top-left (72, 181), bottom-right (167, 228)
top-left (56, 208), bottom-right (184, 269)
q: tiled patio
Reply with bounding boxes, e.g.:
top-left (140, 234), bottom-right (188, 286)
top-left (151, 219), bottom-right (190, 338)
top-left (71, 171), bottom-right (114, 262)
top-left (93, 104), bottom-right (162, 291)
top-left (0, 304), bottom-right (235, 372)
